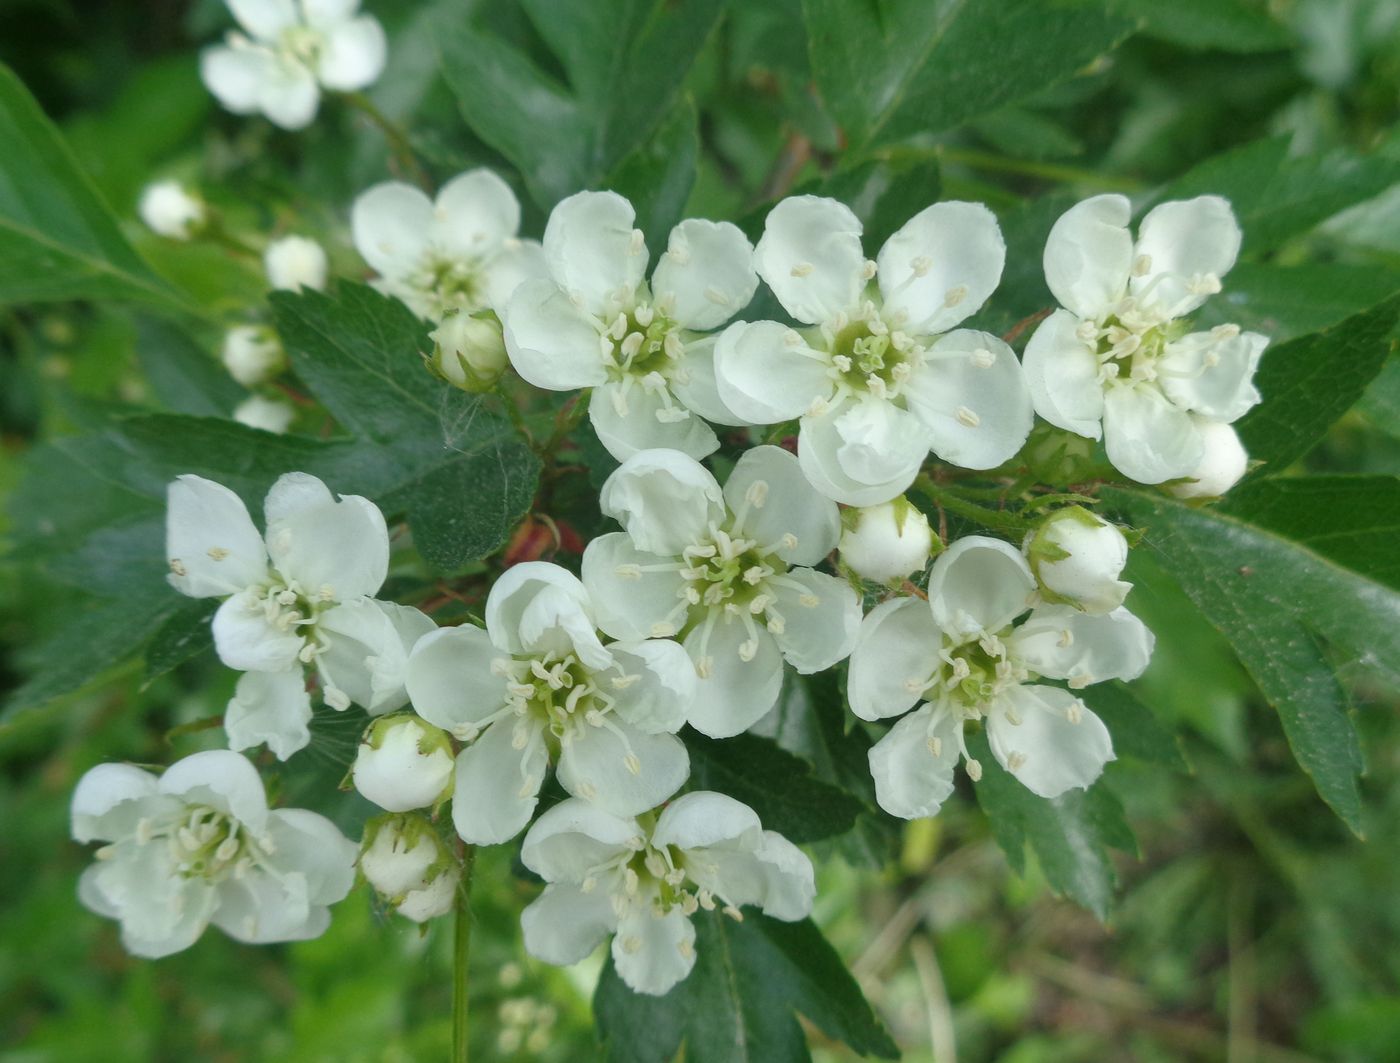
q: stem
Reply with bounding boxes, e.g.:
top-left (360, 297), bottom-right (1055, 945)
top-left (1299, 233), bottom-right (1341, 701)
top-left (914, 476), bottom-right (1035, 534)
top-left (904, 145), bottom-right (1144, 192)
top-left (343, 91), bottom-right (431, 192)
top-left (452, 844), bottom-right (476, 1063)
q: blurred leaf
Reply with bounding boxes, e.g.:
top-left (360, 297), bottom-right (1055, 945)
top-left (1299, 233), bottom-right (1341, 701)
top-left (802, 0), bottom-right (1134, 150)
top-left (1113, 0), bottom-right (1291, 53)
top-left (144, 598), bottom-right (217, 681)
top-left (1196, 262), bottom-right (1400, 341)
top-left (133, 316), bottom-right (245, 417)
top-left (1236, 295), bottom-right (1400, 475)
top-left (1358, 358), bottom-right (1400, 436)
top-left (607, 96), bottom-right (700, 256)
top-left (594, 909), bottom-right (899, 1062)
top-left (1079, 681), bottom-right (1187, 770)
top-left (0, 63), bottom-right (186, 312)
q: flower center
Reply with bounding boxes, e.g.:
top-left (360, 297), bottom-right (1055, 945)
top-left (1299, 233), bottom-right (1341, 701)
top-left (277, 25), bottom-right (323, 64)
top-left (406, 255), bottom-right (486, 319)
top-left (496, 652), bottom-right (614, 738)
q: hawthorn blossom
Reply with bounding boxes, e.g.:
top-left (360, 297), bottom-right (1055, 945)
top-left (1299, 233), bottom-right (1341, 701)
top-left (1170, 418), bottom-right (1249, 498)
top-left (200, 0), bottom-right (386, 130)
top-left (359, 813), bottom-right (459, 923)
top-left (265, 234), bottom-right (329, 291)
top-left (713, 195), bottom-right (1032, 506)
top-left (1023, 506), bottom-right (1131, 614)
top-left (405, 562), bottom-right (696, 846)
top-left (72, 750), bottom-right (357, 957)
top-left (501, 191), bottom-right (760, 461)
top-left (839, 497), bottom-right (935, 584)
top-left (138, 180), bottom-right (204, 240)
top-left (1023, 194), bottom-right (1267, 485)
top-left (519, 792), bottom-right (814, 996)
top-left (848, 536), bottom-right (1154, 818)
top-left (166, 472), bottom-right (431, 758)
top-left (582, 446), bottom-right (861, 738)
top-left (233, 395), bottom-right (296, 434)
top-left (351, 714), bottom-right (455, 813)
top-left (222, 324), bottom-right (285, 387)
top-left (352, 169), bottom-right (544, 322)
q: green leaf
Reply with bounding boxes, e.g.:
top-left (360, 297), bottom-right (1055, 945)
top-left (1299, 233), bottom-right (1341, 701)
top-left (684, 731), bottom-right (865, 843)
top-left (144, 599), bottom-right (218, 681)
top-left (969, 730), bottom-right (1136, 920)
top-left (594, 910), bottom-right (899, 1062)
top-left (1236, 295), bottom-right (1400, 475)
top-left (606, 96), bottom-right (700, 258)
top-left (270, 282), bottom-right (541, 571)
top-left (802, 0), bottom-right (1135, 150)
top-left (1112, 0), bottom-right (1290, 53)
top-left (1104, 487), bottom-right (1398, 835)
top-left (133, 316), bottom-right (245, 417)
top-left (437, 0), bottom-right (724, 207)
top-left (1078, 681), bottom-right (1187, 770)
top-left (0, 63), bottom-right (186, 311)
top-left (1194, 263), bottom-right (1400, 342)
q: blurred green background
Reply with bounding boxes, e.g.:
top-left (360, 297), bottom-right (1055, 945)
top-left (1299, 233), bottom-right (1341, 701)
top-left (2, 0), bottom-right (1399, 1059)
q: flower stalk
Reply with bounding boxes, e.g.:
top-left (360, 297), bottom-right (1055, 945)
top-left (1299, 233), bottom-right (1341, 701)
top-left (453, 843), bottom-right (476, 1063)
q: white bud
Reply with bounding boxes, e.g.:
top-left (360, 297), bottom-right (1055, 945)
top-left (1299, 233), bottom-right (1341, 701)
top-left (221, 325), bottom-right (285, 387)
top-left (232, 396), bottom-right (295, 434)
top-left (351, 715), bottom-right (455, 812)
top-left (1025, 506), bottom-right (1131, 615)
top-left (839, 498), bottom-right (935, 583)
top-left (359, 813), bottom-right (460, 922)
top-left (1169, 419), bottom-right (1248, 500)
top-left (264, 235), bottom-right (328, 292)
top-left (396, 865), bottom-right (459, 922)
top-left (138, 180), bottom-right (204, 239)
top-left (430, 311), bottom-right (508, 391)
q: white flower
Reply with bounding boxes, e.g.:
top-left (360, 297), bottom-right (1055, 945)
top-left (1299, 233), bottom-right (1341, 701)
top-left (359, 813), bottom-right (460, 922)
top-left (351, 714), bottom-right (455, 812)
top-left (713, 195), bottom-right (1032, 506)
top-left (233, 395), bottom-right (296, 434)
top-left (139, 180), bottom-right (205, 240)
top-left (222, 324), bottom-right (285, 387)
top-left (581, 446), bottom-right (861, 739)
top-left (165, 472), bottom-right (417, 758)
top-left (1023, 194), bottom-right (1268, 485)
top-left (519, 792), bottom-right (814, 996)
top-left (849, 536), bottom-right (1155, 817)
top-left (72, 749), bottom-right (357, 957)
top-left (265, 234), bottom-right (328, 291)
top-left (1169, 418), bottom-right (1249, 498)
top-left (405, 562), bottom-right (697, 846)
top-left (352, 169), bottom-right (544, 322)
top-left (839, 497), bottom-right (935, 584)
top-left (431, 310), bottom-right (508, 390)
top-left (1023, 506), bottom-right (1131, 614)
top-left (200, 0), bottom-right (386, 130)
top-left (501, 191), bottom-right (760, 461)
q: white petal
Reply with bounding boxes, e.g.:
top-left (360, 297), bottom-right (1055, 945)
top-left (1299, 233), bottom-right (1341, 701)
top-left (405, 624), bottom-right (510, 734)
top-left (557, 720), bottom-right (689, 816)
top-left (1132, 196), bottom-right (1242, 316)
top-left (485, 562), bottom-right (595, 655)
top-left (228, 0), bottom-right (297, 38)
top-left (352, 181), bottom-right (434, 280)
top-left (907, 330), bottom-right (1033, 469)
top-left (1170, 418), bottom-right (1249, 499)
top-left (607, 639), bottom-right (697, 734)
top-left (588, 382), bottom-right (719, 462)
top-left (71, 764), bottom-right (159, 843)
top-left (266, 808), bottom-right (358, 904)
top-left (713, 319), bottom-right (834, 424)
top-left (264, 474), bottom-right (388, 600)
top-left (868, 704), bottom-right (960, 819)
top-left (166, 475), bottom-right (268, 598)
top-left (199, 45), bottom-right (269, 114)
top-left (352, 719), bottom-right (454, 812)
top-left (651, 219), bottom-right (758, 330)
top-left (768, 568), bottom-right (861, 673)
top-left (522, 883), bottom-right (618, 965)
top-left (877, 201), bottom-right (1005, 334)
top-left (97, 849), bottom-right (216, 958)
top-left (684, 618), bottom-right (783, 738)
top-left (257, 58), bottom-right (320, 130)
top-left (520, 797), bottom-right (640, 882)
top-left (1158, 329), bottom-right (1266, 422)
top-left (847, 597), bottom-right (942, 722)
top-left (653, 791), bottom-right (761, 851)
top-left (315, 15), bottom-right (385, 91)
top-left (755, 196), bottom-right (865, 324)
top-left (450, 717), bottom-right (548, 846)
top-left (543, 190), bottom-right (646, 318)
top-left (670, 335), bottom-right (750, 426)
top-left (752, 832), bottom-right (816, 920)
top-left (986, 685), bottom-right (1113, 799)
top-left (612, 897), bottom-right (696, 996)
top-left (501, 278), bottom-right (608, 390)
top-left (1042, 194), bottom-right (1132, 320)
top-left (1009, 605), bottom-right (1155, 686)
top-left (211, 867), bottom-right (317, 944)
top-left (599, 448), bottom-right (724, 556)
top-left (158, 749), bottom-right (269, 833)
top-left (480, 238), bottom-right (548, 311)
top-left (225, 669), bottom-right (312, 760)
top-left (430, 169), bottom-right (521, 262)
top-left (516, 585), bottom-right (614, 671)
top-left (581, 533), bottom-right (688, 642)
top-left (927, 536), bottom-right (1035, 638)
top-left (796, 398), bottom-right (929, 507)
top-left (301, 0), bottom-right (359, 26)
top-left (722, 444), bottom-right (840, 567)
top-left (316, 599), bottom-right (436, 715)
top-left (212, 590), bottom-right (305, 671)
top-left (1021, 309), bottom-right (1105, 438)
top-left (1102, 385), bottom-right (1204, 483)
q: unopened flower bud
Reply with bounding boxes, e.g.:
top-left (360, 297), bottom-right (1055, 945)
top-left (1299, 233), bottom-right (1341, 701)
top-left (264, 235), bottom-right (328, 292)
top-left (352, 714), bottom-right (454, 812)
top-left (1170, 419), bottom-right (1248, 499)
top-left (221, 325), bottom-right (285, 387)
top-left (1024, 506), bottom-right (1131, 614)
top-left (397, 864), bottom-right (459, 922)
top-left (359, 813), bottom-right (459, 922)
top-left (430, 310), bottom-right (507, 391)
top-left (139, 180), bottom-right (205, 240)
top-left (839, 498), bottom-right (935, 583)
top-left (233, 395), bottom-right (295, 434)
